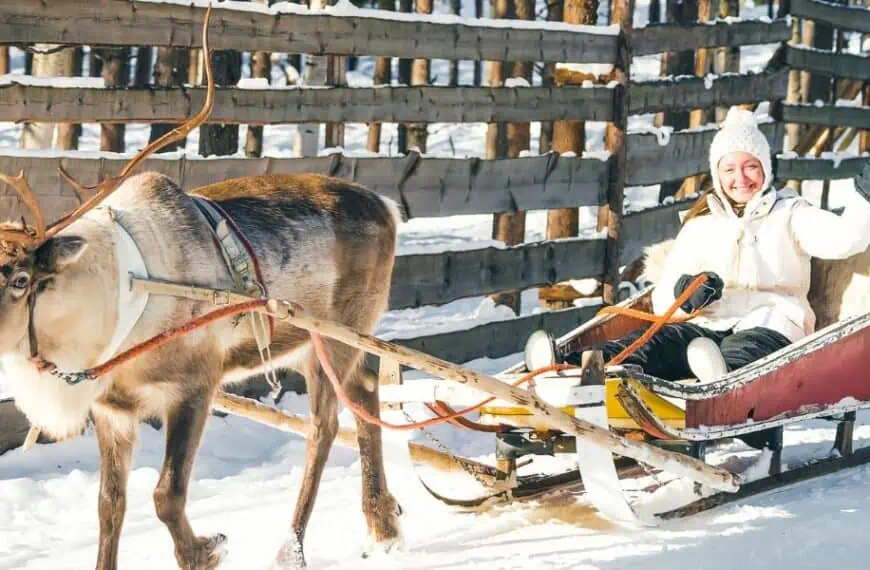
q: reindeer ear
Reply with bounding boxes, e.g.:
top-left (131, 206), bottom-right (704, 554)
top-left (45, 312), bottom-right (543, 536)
top-left (36, 236), bottom-right (88, 273)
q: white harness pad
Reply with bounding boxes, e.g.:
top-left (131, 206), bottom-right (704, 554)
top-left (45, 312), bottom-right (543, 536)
top-left (96, 215), bottom-right (150, 364)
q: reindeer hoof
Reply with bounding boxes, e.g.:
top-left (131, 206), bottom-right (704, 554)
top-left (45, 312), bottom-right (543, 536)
top-left (362, 531), bottom-right (405, 560)
top-left (269, 534), bottom-right (306, 570)
top-left (182, 533), bottom-right (228, 570)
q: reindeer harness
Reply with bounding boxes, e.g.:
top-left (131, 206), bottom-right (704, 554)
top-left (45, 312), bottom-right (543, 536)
top-left (30, 201), bottom-right (282, 396)
top-left (27, 207), bottom-right (150, 373)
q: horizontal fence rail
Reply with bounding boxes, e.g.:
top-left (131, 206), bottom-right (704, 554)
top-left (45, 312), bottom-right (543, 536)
top-left (775, 155), bottom-right (869, 180)
top-left (0, 82), bottom-right (617, 124)
top-left (0, 70), bottom-right (792, 126)
top-left (791, 0), bottom-right (870, 34)
top-left (782, 102), bottom-right (870, 130)
top-left (0, 0), bottom-right (619, 64)
top-left (390, 303), bottom-right (602, 365)
top-left (632, 18), bottom-right (791, 57)
top-left (630, 69), bottom-right (789, 114)
top-left (0, 0), bottom-right (791, 63)
top-left (389, 238), bottom-right (605, 310)
top-left (0, 152), bottom-right (610, 220)
top-left (785, 45), bottom-right (870, 82)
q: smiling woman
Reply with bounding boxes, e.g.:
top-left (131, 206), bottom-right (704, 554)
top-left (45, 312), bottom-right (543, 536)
top-left (527, 108), bottom-right (870, 428)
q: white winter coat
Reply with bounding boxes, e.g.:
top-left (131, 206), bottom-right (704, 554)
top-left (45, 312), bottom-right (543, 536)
top-left (651, 186), bottom-right (870, 342)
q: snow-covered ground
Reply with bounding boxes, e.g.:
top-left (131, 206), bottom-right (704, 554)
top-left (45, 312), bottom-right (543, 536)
top-left (2, 0), bottom-right (870, 568)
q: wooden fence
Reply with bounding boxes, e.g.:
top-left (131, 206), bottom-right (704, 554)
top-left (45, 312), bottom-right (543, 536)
top-left (1, 0), bottom-right (869, 452)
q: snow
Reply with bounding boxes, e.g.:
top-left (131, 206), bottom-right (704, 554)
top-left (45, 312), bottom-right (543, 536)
top-left (3, 1), bottom-right (870, 568)
top-left (0, 75), bottom-right (105, 88)
top-left (139, 0), bottom-right (619, 34)
top-left (3, 399), bottom-right (870, 569)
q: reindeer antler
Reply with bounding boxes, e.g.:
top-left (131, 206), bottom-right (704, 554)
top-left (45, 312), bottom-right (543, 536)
top-left (0, 4), bottom-right (215, 247)
top-left (0, 171), bottom-right (47, 246)
top-left (49, 4), bottom-right (215, 240)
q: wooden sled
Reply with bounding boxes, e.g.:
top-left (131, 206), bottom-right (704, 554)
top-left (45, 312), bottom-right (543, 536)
top-left (379, 244), bottom-right (870, 520)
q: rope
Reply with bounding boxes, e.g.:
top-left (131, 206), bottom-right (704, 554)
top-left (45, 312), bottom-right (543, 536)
top-left (309, 327), bottom-right (573, 431)
top-left (36, 299), bottom-right (272, 382)
top-left (425, 401), bottom-right (508, 433)
top-left (602, 273), bottom-right (708, 367)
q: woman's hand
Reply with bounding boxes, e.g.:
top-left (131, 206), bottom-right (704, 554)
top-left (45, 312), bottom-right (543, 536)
top-left (673, 271), bottom-right (724, 313)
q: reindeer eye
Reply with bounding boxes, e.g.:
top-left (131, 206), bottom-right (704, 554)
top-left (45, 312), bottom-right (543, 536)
top-left (10, 272), bottom-right (31, 290)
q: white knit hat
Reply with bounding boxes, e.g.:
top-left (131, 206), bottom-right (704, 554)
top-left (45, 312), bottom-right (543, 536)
top-left (708, 107), bottom-right (772, 197)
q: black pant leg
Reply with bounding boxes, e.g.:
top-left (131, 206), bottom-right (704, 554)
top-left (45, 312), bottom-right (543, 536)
top-left (719, 327), bottom-right (792, 371)
top-left (566, 322), bottom-right (728, 381)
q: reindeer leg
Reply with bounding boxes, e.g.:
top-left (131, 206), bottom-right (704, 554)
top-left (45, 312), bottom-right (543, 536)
top-left (348, 370), bottom-right (402, 552)
top-left (271, 348), bottom-right (341, 570)
top-left (93, 407), bottom-right (137, 570)
top-left (154, 394), bottom-right (227, 570)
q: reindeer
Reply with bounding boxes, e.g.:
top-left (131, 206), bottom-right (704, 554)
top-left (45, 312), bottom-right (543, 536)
top-left (0, 8), bottom-right (402, 569)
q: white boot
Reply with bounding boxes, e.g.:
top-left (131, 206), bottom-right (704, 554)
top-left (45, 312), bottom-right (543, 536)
top-left (686, 337), bottom-right (728, 383)
top-left (524, 330), bottom-right (557, 371)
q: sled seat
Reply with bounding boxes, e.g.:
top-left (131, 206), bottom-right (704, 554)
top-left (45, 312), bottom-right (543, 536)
top-left (477, 374), bottom-right (686, 432)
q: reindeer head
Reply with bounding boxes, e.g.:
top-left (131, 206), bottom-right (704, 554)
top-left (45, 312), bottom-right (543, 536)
top-left (0, 5), bottom-right (216, 354)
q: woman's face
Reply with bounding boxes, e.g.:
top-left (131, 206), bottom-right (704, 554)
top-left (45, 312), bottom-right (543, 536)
top-left (717, 151), bottom-right (765, 203)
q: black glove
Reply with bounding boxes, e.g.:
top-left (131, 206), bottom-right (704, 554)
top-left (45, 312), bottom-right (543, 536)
top-left (855, 160), bottom-right (870, 204)
top-left (673, 271), bottom-right (724, 313)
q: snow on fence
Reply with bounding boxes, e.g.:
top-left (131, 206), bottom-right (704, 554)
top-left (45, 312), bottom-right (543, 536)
top-left (0, 0), bottom-right (869, 451)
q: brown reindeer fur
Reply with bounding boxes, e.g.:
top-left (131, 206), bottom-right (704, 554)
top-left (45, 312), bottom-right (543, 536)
top-left (0, 172), bottom-right (403, 570)
top-left (640, 239), bottom-right (870, 328)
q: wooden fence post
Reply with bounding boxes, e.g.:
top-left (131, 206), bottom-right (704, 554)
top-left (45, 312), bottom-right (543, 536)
top-left (397, 0), bottom-right (414, 154)
top-left (245, 0), bottom-right (273, 158)
top-left (785, 0), bottom-right (803, 192)
top-left (538, 0), bottom-right (565, 154)
top-left (539, 0), bottom-right (598, 310)
top-left (682, 0), bottom-right (714, 198)
top-left (715, 0), bottom-right (740, 121)
top-left (97, 48), bottom-right (130, 153)
top-left (0, 47), bottom-right (7, 75)
top-left (602, 0), bottom-right (633, 305)
top-left (294, 0), bottom-right (328, 157)
top-left (490, 0), bottom-right (533, 315)
top-left (862, 81), bottom-right (870, 154)
top-left (198, 48), bottom-right (241, 157)
top-left (658, 0), bottom-right (697, 201)
top-left (473, 0), bottom-right (484, 86)
top-left (448, 0), bottom-right (462, 86)
top-left (862, 0), bottom-right (870, 155)
top-left (150, 47), bottom-right (190, 153)
top-left (367, 0), bottom-right (395, 153)
top-left (21, 46), bottom-right (81, 151)
top-left (325, 55), bottom-right (346, 149)
top-left (133, 46), bottom-right (152, 88)
top-left (407, 0), bottom-right (432, 154)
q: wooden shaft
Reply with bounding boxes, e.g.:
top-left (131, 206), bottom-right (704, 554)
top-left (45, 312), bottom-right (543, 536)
top-left (130, 280), bottom-right (739, 491)
top-left (276, 305), bottom-right (740, 492)
top-left (213, 392), bottom-right (498, 481)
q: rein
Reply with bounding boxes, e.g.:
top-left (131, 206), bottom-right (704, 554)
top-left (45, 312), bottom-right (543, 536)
top-left (30, 275), bottom-right (709, 433)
